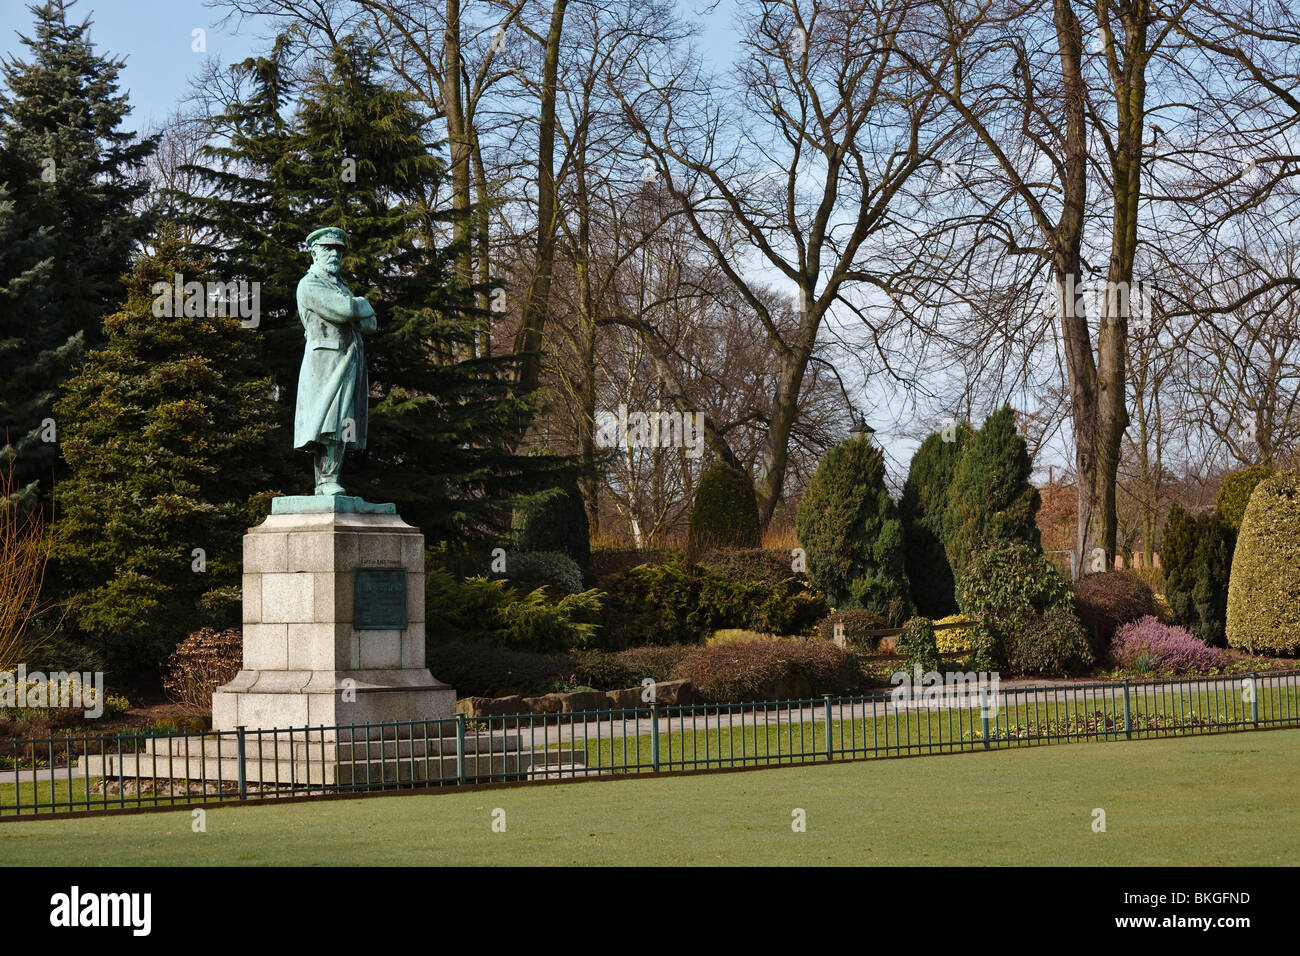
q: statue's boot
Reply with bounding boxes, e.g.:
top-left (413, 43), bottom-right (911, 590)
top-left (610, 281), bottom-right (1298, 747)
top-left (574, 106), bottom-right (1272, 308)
top-left (313, 440), bottom-right (347, 496)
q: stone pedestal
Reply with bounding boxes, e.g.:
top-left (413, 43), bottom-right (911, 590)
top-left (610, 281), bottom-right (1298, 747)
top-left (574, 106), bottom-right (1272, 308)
top-left (212, 495), bottom-right (454, 737)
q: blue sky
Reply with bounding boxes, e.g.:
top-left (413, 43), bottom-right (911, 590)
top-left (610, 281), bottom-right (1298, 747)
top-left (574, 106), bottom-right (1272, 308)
top-left (0, 0), bottom-right (267, 132)
top-left (0, 0), bottom-right (1067, 478)
top-left (0, 0), bottom-right (742, 133)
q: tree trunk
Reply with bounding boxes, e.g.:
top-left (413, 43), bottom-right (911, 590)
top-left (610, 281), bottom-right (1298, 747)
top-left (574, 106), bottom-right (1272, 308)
top-left (514, 0), bottom-right (569, 392)
top-left (470, 125), bottom-right (492, 357)
top-left (1094, 0), bottom-right (1148, 565)
top-left (444, 0), bottom-right (472, 292)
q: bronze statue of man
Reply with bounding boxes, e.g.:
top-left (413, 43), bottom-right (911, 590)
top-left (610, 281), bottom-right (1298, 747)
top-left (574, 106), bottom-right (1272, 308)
top-left (293, 227), bottom-right (377, 495)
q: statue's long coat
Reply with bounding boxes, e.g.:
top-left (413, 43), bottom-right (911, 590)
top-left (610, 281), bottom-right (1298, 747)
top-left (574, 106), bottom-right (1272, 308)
top-left (293, 267), bottom-right (371, 451)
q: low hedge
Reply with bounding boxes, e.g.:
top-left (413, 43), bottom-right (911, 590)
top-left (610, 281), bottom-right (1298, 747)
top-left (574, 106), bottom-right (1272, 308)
top-left (426, 638), bottom-right (856, 702)
top-left (426, 640), bottom-right (570, 698)
top-left (589, 547), bottom-right (681, 580)
top-left (696, 548), bottom-right (805, 586)
top-left (597, 556), bottom-right (826, 648)
top-left (668, 639), bottom-right (859, 703)
top-left (605, 645), bottom-right (694, 683)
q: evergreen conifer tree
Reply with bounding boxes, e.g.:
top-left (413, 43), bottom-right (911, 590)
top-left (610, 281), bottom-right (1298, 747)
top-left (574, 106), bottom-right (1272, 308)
top-left (0, 0), bottom-right (155, 500)
top-left (50, 231), bottom-right (280, 678)
top-left (177, 34), bottom-right (304, 463)
top-left (182, 31), bottom-right (571, 545)
top-left (943, 406), bottom-right (1041, 577)
top-left (796, 436), bottom-right (912, 621)
top-left (899, 422), bottom-right (973, 616)
top-left (1161, 504), bottom-right (1232, 646)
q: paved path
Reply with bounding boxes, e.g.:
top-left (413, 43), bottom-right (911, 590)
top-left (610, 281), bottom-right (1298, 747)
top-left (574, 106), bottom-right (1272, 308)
top-left (2, 675), bottom-right (1291, 786)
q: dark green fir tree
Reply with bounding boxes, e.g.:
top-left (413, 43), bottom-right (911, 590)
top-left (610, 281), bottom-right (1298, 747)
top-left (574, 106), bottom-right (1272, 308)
top-left (796, 436), bottom-right (912, 622)
top-left (899, 421), bottom-right (973, 616)
top-left (0, 0), bottom-right (155, 502)
top-left (183, 31), bottom-right (572, 547)
top-left (176, 33), bottom-right (304, 474)
top-left (943, 405), bottom-right (1042, 577)
top-left (49, 231), bottom-right (281, 680)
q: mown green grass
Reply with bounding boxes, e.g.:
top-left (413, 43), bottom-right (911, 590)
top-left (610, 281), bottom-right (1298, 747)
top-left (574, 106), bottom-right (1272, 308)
top-left (1, 777), bottom-right (105, 814)
top-left (554, 687), bottom-right (1300, 772)
top-left (1, 730), bottom-right (1297, 865)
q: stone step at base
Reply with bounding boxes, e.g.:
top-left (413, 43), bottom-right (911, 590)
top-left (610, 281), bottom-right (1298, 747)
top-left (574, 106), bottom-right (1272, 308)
top-left (80, 746), bottom-right (588, 787)
top-left (526, 763), bottom-right (607, 780)
top-left (138, 731), bottom-right (527, 763)
top-left (82, 751), bottom-right (531, 786)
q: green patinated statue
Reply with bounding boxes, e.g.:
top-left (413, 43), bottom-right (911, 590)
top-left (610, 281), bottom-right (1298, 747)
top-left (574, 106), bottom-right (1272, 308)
top-left (293, 227), bottom-right (377, 495)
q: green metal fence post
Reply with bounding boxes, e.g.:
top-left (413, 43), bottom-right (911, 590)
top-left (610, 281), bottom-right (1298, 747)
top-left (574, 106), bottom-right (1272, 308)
top-left (455, 713), bottom-right (467, 784)
top-left (1122, 683), bottom-right (1132, 740)
top-left (236, 726), bottom-right (247, 800)
top-left (1251, 674), bottom-right (1259, 728)
top-left (981, 711), bottom-right (990, 750)
top-left (651, 704), bottom-right (660, 773)
top-left (823, 695), bottom-right (834, 761)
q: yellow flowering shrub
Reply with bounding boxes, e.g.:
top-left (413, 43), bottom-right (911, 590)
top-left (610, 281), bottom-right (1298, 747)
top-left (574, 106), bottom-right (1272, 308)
top-left (934, 614), bottom-right (974, 653)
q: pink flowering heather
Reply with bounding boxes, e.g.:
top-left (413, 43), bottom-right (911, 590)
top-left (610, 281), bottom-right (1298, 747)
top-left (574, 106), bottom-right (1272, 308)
top-left (1110, 616), bottom-right (1230, 673)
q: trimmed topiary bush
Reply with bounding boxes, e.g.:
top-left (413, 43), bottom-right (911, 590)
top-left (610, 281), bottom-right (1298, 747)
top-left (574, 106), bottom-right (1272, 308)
top-left (1008, 604), bottom-right (1093, 676)
top-left (497, 550), bottom-right (584, 595)
top-left (896, 617), bottom-right (942, 673)
top-left (956, 541), bottom-right (1075, 671)
top-left (817, 608), bottom-right (889, 648)
top-left (512, 477), bottom-right (591, 576)
top-left (688, 465), bottom-right (761, 552)
top-left (1162, 504), bottom-right (1232, 646)
top-left (1071, 571), bottom-right (1157, 663)
top-left (943, 406), bottom-right (1041, 577)
top-left (1113, 616), bottom-right (1231, 673)
top-left (1215, 465), bottom-right (1272, 533)
top-left (900, 423), bottom-right (974, 617)
top-left (796, 437), bottom-right (912, 620)
top-left (1226, 470), bottom-right (1300, 654)
top-left (668, 639), bottom-right (859, 702)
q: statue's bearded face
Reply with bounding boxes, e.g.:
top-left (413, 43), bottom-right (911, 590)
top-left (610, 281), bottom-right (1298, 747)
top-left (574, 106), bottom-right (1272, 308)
top-left (311, 243), bottom-right (344, 275)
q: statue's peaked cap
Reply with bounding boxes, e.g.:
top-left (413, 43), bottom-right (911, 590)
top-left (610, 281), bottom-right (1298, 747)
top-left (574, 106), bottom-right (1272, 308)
top-left (307, 226), bottom-right (348, 248)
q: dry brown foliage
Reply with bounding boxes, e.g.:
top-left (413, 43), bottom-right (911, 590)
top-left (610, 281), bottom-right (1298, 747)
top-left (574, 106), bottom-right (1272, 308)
top-left (1, 455), bottom-right (52, 671)
top-left (162, 627), bottom-right (243, 713)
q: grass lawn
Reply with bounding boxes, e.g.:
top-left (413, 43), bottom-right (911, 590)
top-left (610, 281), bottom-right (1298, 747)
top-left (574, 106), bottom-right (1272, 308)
top-left (557, 687), bottom-right (1300, 772)
top-left (1, 728), bottom-right (1297, 866)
